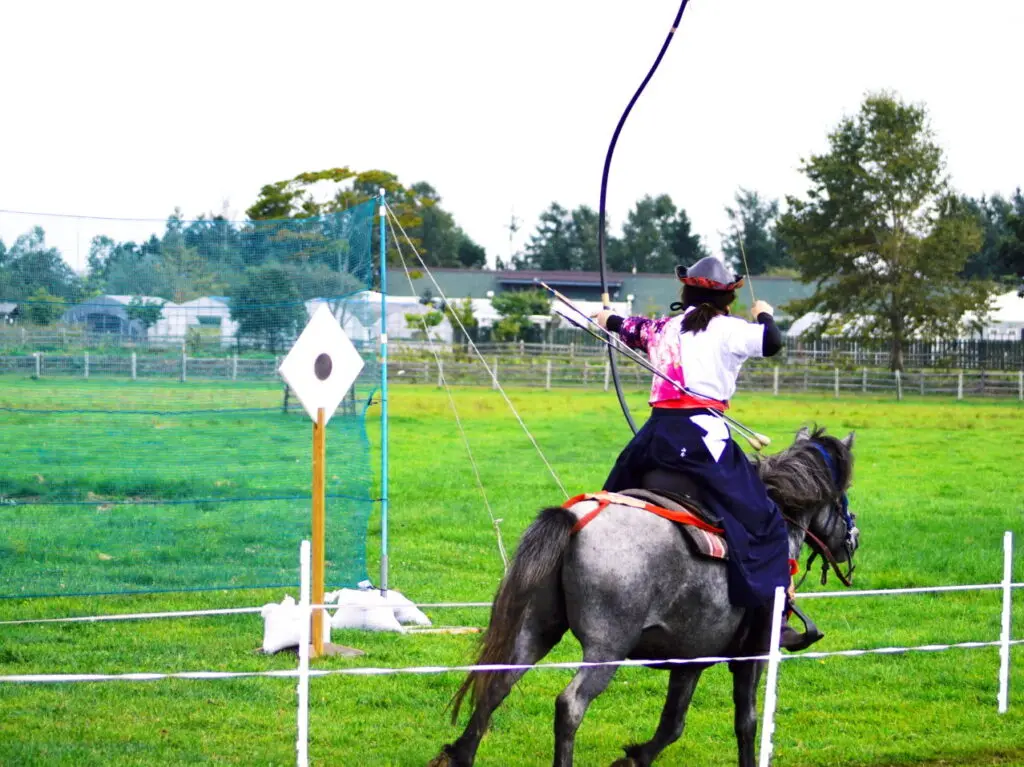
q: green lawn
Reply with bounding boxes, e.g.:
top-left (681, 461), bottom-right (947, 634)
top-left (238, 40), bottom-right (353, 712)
top-left (0, 378), bottom-right (1022, 766)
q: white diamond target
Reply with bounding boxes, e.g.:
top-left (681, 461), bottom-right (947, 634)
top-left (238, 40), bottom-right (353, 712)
top-left (278, 304), bottom-right (365, 425)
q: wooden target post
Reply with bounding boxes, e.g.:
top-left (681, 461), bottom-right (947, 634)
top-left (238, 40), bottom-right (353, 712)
top-left (278, 304), bottom-right (367, 659)
top-left (311, 406), bottom-right (326, 657)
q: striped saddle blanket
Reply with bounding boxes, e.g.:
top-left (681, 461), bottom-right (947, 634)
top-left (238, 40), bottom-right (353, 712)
top-left (562, 489), bottom-right (728, 561)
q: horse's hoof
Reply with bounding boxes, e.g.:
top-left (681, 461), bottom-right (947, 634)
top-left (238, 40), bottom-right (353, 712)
top-left (426, 747), bottom-right (454, 767)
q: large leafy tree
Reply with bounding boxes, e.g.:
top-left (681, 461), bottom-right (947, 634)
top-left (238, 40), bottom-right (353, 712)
top-left (246, 167), bottom-right (485, 270)
top-left (614, 194), bottom-right (707, 274)
top-left (778, 93), bottom-right (990, 371)
top-left (491, 289), bottom-right (551, 340)
top-left (0, 227), bottom-right (81, 301)
top-left (722, 188), bottom-right (794, 275)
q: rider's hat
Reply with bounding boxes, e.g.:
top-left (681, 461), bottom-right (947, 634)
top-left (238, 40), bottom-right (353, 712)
top-left (675, 256), bottom-right (744, 291)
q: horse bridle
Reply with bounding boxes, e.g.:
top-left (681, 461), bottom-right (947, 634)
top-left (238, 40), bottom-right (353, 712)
top-left (785, 441), bottom-right (858, 588)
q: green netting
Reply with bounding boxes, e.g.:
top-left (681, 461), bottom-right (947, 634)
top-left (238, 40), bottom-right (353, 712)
top-left (0, 201), bottom-right (382, 598)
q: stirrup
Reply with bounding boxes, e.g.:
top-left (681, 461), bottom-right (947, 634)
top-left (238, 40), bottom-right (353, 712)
top-left (779, 601), bottom-right (824, 652)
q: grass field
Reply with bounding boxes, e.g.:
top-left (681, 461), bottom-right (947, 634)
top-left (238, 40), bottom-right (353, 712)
top-left (0, 378), bottom-right (1022, 766)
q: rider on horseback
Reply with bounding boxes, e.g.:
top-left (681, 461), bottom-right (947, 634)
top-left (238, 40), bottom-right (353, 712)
top-left (595, 256), bottom-right (822, 651)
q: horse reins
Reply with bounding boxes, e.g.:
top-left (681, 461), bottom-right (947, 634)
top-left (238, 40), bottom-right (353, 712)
top-left (784, 441), bottom-right (857, 588)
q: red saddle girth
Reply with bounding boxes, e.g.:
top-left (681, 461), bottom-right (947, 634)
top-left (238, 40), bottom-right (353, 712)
top-left (563, 491), bottom-right (724, 536)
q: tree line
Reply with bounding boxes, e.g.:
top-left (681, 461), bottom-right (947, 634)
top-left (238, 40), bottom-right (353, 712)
top-left (2, 92), bottom-right (1023, 367)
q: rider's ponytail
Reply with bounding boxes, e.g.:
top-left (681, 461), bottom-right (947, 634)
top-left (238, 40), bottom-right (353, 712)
top-left (676, 285), bottom-right (736, 334)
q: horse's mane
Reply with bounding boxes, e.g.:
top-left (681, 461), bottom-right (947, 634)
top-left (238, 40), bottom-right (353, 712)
top-left (756, 426), bottom-right (853, 516)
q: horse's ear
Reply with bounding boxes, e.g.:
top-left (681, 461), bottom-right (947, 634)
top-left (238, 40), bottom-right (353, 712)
top-left (795, 426), bottom-right (811, 441)
top-left (842, 431), bottom-right (856, 449)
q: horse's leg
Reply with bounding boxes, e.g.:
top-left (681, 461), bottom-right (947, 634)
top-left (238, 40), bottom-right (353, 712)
top-left (612, 666), bottom-right (706, 767)
top-left (436, 614), bottom-right (565, 767)
top-left (552, 651), bottom-right (621, 767)
top-left (730, 659), bottom-right (764, 767)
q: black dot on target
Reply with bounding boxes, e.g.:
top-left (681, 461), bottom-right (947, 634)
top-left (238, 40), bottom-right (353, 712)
top-left (314, 353), bottom-right (333, 381)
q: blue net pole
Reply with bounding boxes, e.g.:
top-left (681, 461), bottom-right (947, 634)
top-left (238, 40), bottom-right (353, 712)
top-left (378, 190), bottom-right (389, 593)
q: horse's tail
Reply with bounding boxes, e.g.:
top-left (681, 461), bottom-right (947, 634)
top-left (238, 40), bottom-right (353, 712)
top-left (450, 505), bottom-right (576, 723)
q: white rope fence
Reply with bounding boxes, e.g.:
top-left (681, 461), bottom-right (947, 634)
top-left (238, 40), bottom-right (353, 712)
top-left (0, 533), bottom-right (1018, 766)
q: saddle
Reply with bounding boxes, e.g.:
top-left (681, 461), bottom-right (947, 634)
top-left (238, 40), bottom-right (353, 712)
top-left (563, 489), bottom-right (729, 562)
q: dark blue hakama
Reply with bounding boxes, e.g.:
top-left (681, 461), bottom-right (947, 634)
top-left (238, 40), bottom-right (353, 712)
top-left (604, 408), bottom-right (790, 608)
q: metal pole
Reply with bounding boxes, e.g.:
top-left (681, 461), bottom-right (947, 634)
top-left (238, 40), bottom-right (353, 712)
top-left (379, 189), bottom-right (390, 594)
top-left (311, 407), bottom-right (326, 657)
top-left (998, 531), bottom-right (1013, 714)
top-left (758, 586), bottom-right (787, 766)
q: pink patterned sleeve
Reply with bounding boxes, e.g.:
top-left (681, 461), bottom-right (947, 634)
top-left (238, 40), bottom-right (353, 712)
top-left (615, 315), bottom-right (670, 353)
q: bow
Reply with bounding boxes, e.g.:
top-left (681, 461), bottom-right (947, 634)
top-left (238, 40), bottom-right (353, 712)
top-left (598, 0), bottom-right (692, 434)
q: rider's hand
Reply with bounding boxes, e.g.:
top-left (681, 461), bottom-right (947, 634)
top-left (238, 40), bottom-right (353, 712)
top-left (592, 310), bottom-right (614, 329)
top-left (751, 300), bottom-right (774, 319)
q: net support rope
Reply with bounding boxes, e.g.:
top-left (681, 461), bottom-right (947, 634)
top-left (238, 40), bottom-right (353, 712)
top-left (384, 202), bottom-right (568, 499)
top-left (387, 213), bottom-right (509, 570)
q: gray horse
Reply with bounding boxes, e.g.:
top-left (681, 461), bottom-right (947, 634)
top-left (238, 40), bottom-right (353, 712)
top-left (430, 427), bottom-right (857, 767)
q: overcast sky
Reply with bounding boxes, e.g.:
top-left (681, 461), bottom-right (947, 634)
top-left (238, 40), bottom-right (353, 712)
top-left (2, 0), bottom-right (1022, 273)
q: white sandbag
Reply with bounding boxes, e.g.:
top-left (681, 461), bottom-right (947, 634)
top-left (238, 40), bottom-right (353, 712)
top-left (327, 588), bottom-right (404, 633)
top-left (381, 589), bottom-right (432, 626)
top-left (260, 595), bottom-right (331, 654)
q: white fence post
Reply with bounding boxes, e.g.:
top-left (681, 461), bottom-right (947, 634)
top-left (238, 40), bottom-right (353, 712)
top-left (297, 540), bottom-right (311, 767)
top-left (758, 586), bottom-right (787, 767)
top-left (773, 366), bottom-right (779, 396)
top-left (895, 370), bottom-right (902, 401)
top-left (492, 358), bottom-right (498, 390)
top-left (84, 352), bottom-right (89, 379)
top-left (920, 371), bottom-right (926, 396)
top-left (34, 352), bottom-right (41, 378)
top-left (437, 359), bottom-right (444, 388)
top-left (181, 352), bottom-right (187, 383)
top-left (834, 368), bottom-right (840, 398)
top-left (862, 367), bottom-right (867, 393)
top-left (546, 359), bottom-right (552, 391)
top-left (583, 361), bottom-right (589, 387)
top-left (957, 372), bottom-right (964, 401)
top-left (131, 352), bottom-right (137, 381)
top-left (604, 360), bottom-right (610, 392)
top-left (998, 531), bottom-right (1013, 714)
top-left (1019, 370), bottom-right (1023, 402)
top-left (232, 355), bottom-right (238, 381)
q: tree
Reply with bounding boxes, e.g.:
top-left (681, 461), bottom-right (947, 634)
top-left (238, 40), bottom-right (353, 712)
top-left (491, 289), bottom-right (551, 341)
top-left (778, 93), bottom-right (989, 370)
top-left (614, 194), bottom-right (708, 273)
top-left (125, 296), bottom-right (165, 333)
top-left (228, 267), bottom-right (306, 352)
top-left (514, 204), bottom-right (604, 271)
top-left (722, 189), bottom-right (794, 275)
top-left (246, 167), bottom-right (484, 270)
top-left (25, 287), bottom-right (64, 326)
top-left (0, 227), bottom-right (80, 301)
top-left (958, 190), bottom-right (1024, 284)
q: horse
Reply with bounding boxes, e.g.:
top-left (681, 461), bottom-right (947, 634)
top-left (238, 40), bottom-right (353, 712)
top-left (429, 426), bottom-right (858, 767)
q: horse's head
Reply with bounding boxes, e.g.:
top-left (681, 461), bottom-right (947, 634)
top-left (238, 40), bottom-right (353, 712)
top-left (759, 426), bottom-right (859, 585)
